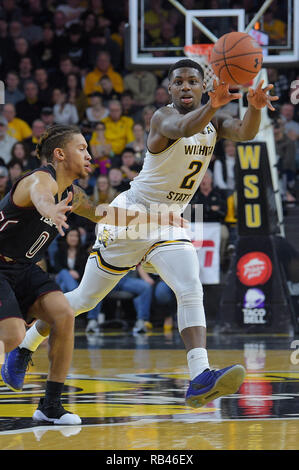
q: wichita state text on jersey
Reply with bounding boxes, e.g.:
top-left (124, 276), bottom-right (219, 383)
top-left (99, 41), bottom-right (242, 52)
top-left (128, 121), bottom-right (217, 212)
top-left (0, 165), bottom-right (73, 263)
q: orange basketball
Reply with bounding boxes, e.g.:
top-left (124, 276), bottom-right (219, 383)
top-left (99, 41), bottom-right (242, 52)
top-left (210, 32), bottom-right (263, 86)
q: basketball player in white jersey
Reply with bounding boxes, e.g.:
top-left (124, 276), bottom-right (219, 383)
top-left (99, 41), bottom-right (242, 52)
top-left (4, 59), bottom-right (278, 408)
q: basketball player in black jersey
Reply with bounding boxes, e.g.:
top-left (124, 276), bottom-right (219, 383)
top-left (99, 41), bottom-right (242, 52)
top-left (0, 124), bottom-right (186, 424)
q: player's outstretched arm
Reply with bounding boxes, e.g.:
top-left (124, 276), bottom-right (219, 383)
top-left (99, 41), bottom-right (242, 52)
top-left (13, 171), bottom-right (72, 236)
top-left (214, 80), bottom-right (279, 141)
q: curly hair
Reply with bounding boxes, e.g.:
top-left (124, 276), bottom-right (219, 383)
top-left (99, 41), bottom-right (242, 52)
top-left (36, 124), bottom-right (82, 162)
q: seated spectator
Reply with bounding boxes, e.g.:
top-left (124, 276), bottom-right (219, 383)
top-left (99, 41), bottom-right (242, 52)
top-left (120, 147), bottom-right (143, 183)
top-left (111, 20), bottom-right (126, 53)
top-left (92, 174), bottom-right (117, 204)
top-left (0, 116), bottom-right (17, 164)
top-left (124, 71), bottom-right (158, 107)
top-left (267, 68), bottom-right (290, 103)
top-left (101, 100), bottom-right (135, 158)
top-left (153, 278), bottom-right (177, 333)
top-left (10, 37), bottom-right (35, 71)
top-left (33, 24), bottom-right (61, 71)
top-left (86, 27), bottom-right (122, 71)
top-left (81, 11), bottom-right (97, 40)
top-left (52, 88), bottom-right (79, 125)
top-left (40, 107), bottom-right (55, 128)
top-left (263, 9), bottom-right (286, 45)
top-left (153, 85), bottom-right (170, 109)
top-left (66, 72), bottom-right (88, 121)
top-left (280, 103), bottom-right (299, 139)
top-left (84, 50), bottom-right (124, 97)
top-left (291, 73), bottom-right (299, 123)
top-left (23, 119), bottom-right (46, 161)
top-left (137, 265), bottom-right (176, 332)
top-left (52, 9), bottom-right (67, 40)
top-left (0, 20), bottom-right (14, 73)
top-left (0, 166), bottom-right (9, 199)
top-left (10, 141), bottom-right (39, 172)
top-left (17, 56), bottom-right (35, 91)
top-left (111, 266), bottom-right (154, 334)
top-left (108, 167), bottom-right (130, 194)
top-left (66, 212), bottom-right (95, 252)
top-left (27, 0), bottom-right (53, 27)
top-left (131, 122), bottom-right (147, 164)
top-left (98, 75), bottom-right (121, 107)
top-left (5, 158), bottom-right (23, 192)
top-left (86, 92), bottom-right (109, 123)
top-left (8, 20), bottom-right (23, 42)
top-left (54, 227), bottom-right (88, 292)
top-left (20, 10), bottom-right (43, 45)
top-left (142, 105), bottom-right (156, 136)
top-left (274, 117), bottom-right (297, 202)
top-left (152, 21), bottom-right (182, 55)
top-left (76, 175), bottom-right (95, 196)
top-left (89, 0), bottom-right (105, 16)
top-left (52, 56), bottom-right (75, 89)
top-left (62, 23), bottom-right (88, 70)
top-left (4, 71), bottom-right (24, 105)
top-left (3, 103), bottom-right (32, 141)
top-left (34, 67), bottom-right (53, 104)
top-left (144, 0), bottom-right (168, 42)
top-left (120, 91), bottom-right (142, 121)
top-left (15, 79), bottom-right (44, 126)
top-left (56, 0), bottom-right (86, 28)
top-left (97, 13), bottom-right (112, 34)
top-left (191, 170), bottom-right (229, 262)
top-left (224, 191), bottom-right (238, 252)
top-left (280, 103), bottom-right (299, 172)
top-left (213, 140), bottom-right (237, 193)
top-left (89, 121), bottom-right (113, 174)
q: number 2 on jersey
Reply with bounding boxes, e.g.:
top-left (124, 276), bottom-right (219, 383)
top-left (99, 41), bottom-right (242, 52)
top-left (180, 161), bottom-right (203, 190)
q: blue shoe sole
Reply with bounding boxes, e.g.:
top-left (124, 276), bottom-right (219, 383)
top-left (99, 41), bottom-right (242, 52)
top-left (1, 369), bottom-right (22, 392)
top-left (186, 364), bottom-right (246, 408)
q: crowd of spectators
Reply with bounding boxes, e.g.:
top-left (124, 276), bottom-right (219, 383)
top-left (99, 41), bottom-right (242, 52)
top-left (0, 0), bottom-right (298, 334)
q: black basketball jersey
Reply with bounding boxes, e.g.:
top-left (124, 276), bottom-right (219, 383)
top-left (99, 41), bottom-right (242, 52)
top-left (0, 165), bottom-right (73, 263)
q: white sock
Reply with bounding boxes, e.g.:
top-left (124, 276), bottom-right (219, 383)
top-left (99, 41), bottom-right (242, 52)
top-left (19, 322), bottom-right (46, 352)
top-left (187, 348), bottom-right (210, 380)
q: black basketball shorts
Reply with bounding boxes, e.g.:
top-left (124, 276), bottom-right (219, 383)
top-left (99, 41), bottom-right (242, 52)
top-left (0, 258), bottom-right (62, 323)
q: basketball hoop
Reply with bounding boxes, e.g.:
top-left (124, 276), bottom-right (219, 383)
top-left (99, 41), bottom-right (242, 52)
top-left (184, 44), bottom-right (216, 92)
top-left (184, 43), bottom-right (254, 91)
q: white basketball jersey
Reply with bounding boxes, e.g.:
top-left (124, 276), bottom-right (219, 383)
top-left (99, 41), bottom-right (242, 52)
top-left (127, 121), bottom-right (217, 212)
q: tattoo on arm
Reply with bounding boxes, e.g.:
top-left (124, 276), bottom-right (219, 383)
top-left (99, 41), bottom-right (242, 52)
top-left (72, 184), bottom-right (98, 222)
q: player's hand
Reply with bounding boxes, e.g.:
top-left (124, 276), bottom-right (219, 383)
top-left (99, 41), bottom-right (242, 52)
top-left (208, 79), bottom-right (242, 109)
top-left (50, 192), bottom-right (73, 236)
top-left (164, 212), bottom-right (189, 228)
top-left (247, 80), bottom-right (279, 111)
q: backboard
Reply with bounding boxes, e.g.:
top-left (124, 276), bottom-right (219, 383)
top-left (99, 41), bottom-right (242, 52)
top-left (126, 0), bottom-right (299, 69)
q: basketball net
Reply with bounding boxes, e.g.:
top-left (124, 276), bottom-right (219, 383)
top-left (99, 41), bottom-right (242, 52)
top-left (184, 44), bottom-right (216, 92)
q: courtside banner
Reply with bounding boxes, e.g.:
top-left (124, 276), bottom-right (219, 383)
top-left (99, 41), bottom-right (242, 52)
top-left (236, 142), bottom-right (280, 236)
top-left (218, 142), bottom-right (295, 334)
top-left (190, 222), bottom-right (221, 285)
